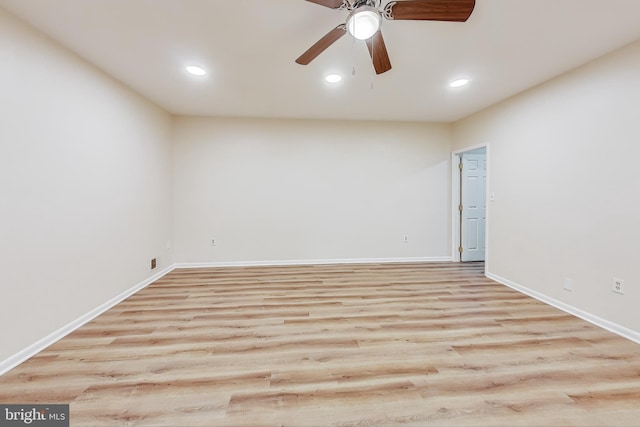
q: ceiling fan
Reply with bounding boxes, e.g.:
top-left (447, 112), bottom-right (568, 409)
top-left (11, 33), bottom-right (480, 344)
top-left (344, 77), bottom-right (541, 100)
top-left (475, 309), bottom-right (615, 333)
top-left (296, 0), bottom-right (476, 74)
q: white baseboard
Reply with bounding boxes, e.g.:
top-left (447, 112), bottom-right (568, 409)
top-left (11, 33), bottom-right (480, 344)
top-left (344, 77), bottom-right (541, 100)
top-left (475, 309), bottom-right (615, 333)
top-left (486, 272), bottom-right (640, 345)
top-left (175, 256), bottom-right (453, 269)
top-left (1, 257), bottom-right (453, 376)
top-left (0, 265), bottom-right (176, 377)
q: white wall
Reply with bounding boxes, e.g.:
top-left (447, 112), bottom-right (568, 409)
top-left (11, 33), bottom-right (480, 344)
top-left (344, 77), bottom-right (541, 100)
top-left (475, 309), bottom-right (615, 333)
top-left (173, 117), bottom-right (452, 264)
top-left (453, 40), bottom-right (640, 334)
top-left (0, 8), bottom-right (174, 362)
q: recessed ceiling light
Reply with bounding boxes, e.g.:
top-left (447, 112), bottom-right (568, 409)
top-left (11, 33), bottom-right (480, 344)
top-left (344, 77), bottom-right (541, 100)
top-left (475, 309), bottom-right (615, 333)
top-left (450, 78), bottom-right (470, 88)
top-left (325, 74), bottom-right (343, 84)
top-left (186, 65), bottom-right (207, 76)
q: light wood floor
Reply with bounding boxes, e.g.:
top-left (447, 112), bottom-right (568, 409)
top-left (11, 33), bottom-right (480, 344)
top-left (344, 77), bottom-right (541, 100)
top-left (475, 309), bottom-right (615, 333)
top-left (2, 262), bottom-right (640, 426)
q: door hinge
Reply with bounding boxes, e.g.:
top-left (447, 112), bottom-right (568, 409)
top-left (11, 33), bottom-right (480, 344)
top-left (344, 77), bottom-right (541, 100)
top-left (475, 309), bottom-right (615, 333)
top-left (458, 246), bottom-right (463, 254)
top-left (458, 162), bottom-right (463, 170)
top-left (458, 204), bottom-right (463, 212)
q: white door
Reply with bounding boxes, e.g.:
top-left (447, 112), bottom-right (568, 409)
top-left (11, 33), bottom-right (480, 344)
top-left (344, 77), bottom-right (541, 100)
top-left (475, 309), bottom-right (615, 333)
top-left (461, 153), bottom-right (486, 262)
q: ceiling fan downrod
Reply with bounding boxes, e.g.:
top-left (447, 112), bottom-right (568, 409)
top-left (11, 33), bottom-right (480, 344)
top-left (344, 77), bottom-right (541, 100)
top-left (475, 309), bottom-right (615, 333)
top-left (342, 0), bottom-right (380, 11)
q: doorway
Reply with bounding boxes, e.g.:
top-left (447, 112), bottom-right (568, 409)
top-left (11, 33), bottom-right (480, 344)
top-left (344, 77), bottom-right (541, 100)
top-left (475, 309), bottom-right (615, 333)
top-left (452, 146), bottom-right (487, 262)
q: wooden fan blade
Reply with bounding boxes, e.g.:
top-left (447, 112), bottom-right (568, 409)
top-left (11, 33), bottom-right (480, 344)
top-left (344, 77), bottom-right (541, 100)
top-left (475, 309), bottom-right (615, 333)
top-left (365, 30), bottom-right (392, 75)
top-left (305, 0), bottom-right (344, 9)
top-left (296, 25), bottom-right (346, 65)
top-left (385, 0), bottom-right (475, 22)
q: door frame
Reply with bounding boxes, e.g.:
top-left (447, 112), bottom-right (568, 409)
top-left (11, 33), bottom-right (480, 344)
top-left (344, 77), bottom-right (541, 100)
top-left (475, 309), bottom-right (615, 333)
top-left (451, 143), bottom-right (490, 265)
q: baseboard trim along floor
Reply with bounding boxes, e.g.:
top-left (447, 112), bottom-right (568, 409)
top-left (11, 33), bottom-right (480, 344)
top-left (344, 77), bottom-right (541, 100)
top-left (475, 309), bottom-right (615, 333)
top-left (3, 259), bottom-right (638, 378)
top-left (487, 271), bottom-right (640, 345)
top-left (0, 265), bottom-right (175, 376)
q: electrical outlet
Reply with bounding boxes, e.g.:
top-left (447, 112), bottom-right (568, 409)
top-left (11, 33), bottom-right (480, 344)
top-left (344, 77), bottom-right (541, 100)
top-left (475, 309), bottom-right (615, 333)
top-left (210, 237), bottom-right (216, 246)
top-left (151, 258), bottom-right (157, 270)
top-left (612, 277), bottom-right (625, 294)
top-left (404, 236), bottom-right (408, 243)
top-left (563, 278), bottom-right (573, 292)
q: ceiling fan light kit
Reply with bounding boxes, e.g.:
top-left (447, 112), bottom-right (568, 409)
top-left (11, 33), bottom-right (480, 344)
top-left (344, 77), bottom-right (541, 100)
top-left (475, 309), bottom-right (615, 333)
top-left (297, 0), bottom-right (476, 75)
top-left (347, 6), bottom-right (381, 40)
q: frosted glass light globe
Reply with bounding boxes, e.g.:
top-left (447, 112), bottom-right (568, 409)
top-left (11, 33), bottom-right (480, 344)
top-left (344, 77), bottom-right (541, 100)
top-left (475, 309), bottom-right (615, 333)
top-left (347, 7), bottom-right (381, 40)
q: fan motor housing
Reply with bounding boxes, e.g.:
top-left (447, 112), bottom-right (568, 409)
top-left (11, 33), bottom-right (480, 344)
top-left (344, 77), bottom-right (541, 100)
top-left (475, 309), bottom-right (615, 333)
top-left (352, 0), bottom-right (378, 9)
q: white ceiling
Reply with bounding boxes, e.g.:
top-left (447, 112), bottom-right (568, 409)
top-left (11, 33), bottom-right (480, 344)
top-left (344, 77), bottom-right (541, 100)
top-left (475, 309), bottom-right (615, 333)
top-left (2, 0), bottom-right (640, 123)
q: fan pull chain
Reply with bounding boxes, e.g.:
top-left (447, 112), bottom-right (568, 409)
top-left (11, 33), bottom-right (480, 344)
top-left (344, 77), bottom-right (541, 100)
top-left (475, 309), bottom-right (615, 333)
top-left (370, 34), bottom-right (375, 90)
top-left (352, 33), bottom-right (357, 76)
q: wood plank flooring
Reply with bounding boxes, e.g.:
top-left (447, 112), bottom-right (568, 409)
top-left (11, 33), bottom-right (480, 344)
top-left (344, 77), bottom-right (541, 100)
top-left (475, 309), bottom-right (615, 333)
top-left (2, 262), bottom-right (640, 426)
